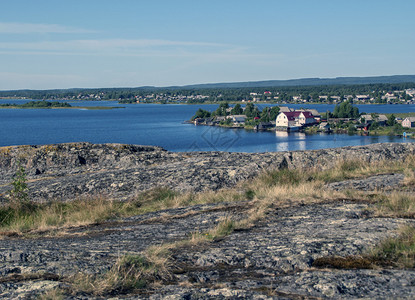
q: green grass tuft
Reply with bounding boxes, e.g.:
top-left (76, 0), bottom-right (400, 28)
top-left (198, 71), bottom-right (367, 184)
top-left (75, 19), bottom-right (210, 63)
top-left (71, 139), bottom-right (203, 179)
top-left (369, 226), bottom-right (415, 268)
top-left (259, 168), bottom-right (305, 186)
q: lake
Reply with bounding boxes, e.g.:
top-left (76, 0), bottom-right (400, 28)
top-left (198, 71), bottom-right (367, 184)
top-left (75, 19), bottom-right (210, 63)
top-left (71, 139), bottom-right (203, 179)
top-left (0, 100), bottom-right (414, 152)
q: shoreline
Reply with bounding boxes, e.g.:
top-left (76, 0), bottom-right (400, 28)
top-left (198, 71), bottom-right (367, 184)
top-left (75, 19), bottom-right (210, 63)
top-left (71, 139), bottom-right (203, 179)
top-left (187, 120), bottom-right (415, 138)
top-left (2, 97), bottom-right (415, 105)
top-left (0, 106), bottom-right (122, 110)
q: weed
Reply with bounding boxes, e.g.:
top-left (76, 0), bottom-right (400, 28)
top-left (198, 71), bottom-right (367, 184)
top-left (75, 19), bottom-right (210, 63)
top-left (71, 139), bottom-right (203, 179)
top-left (71, 254), bottom-right (164, 295)
top-left (8, 162), bottom-right (30, 210)
top-left (244, 189), bottom-right (255, 200)
top-left (207, 217), bottom-right (235, 240)
top-left (37, 288), bottom-right (64, 300)
top-left (369, 226), bottom-right (415, 268)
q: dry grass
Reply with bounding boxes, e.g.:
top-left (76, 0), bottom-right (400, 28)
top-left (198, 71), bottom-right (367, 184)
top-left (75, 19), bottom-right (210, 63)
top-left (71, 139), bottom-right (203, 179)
top-left (37, 288), bottom-right (64, 300)
top-left (0, 196), bottom-right (128, 234)
top-left (4, 155), bottom-right (413, 236)
top-left (375, 193), bottom-right (415, 218)
top-left (403, 169), bottom-right (415, 186)
top-left (70, 253), bottom-right (172, 296)
top-left (38, 155), bottom-right (415, 296)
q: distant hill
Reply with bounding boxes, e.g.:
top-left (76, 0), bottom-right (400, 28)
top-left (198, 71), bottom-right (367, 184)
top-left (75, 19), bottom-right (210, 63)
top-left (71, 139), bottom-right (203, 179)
top-left (1, 75), bottom-right (415, 94)
top-left (179, 75), bottom-right (415, 89)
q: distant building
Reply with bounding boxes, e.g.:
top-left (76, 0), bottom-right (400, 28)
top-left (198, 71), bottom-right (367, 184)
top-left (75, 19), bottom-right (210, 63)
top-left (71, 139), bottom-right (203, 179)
top-left (275, 111), bottom-right (316, 130)
top-left (360, 114), bottom-right (388, 126)
top-left (227, 115), bottom-right (247, 125)
top-left (279, 106), bottom-right (293, 113)
top-left (402, 117), bottom-right (415, 128)
top-left (319, 122), bottom-right (330, 132)
top-left (356, 95), bottom-right (370, 101)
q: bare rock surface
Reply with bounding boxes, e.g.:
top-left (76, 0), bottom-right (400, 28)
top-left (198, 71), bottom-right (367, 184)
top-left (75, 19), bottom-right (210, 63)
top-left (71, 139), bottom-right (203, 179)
top-left (327, 173), bottom-right (406, 191)
top-left (1, 201), bottom-right (415, 299)
top-left (1, 142), bottom-right (415, 202)
top-left (1, 142), bottom-right (415, 298)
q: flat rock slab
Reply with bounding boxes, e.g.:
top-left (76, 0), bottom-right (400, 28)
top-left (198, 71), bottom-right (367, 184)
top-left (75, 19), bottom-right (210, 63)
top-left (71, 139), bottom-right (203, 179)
top-left (327, 173), bottom-right (406, 191)
top-left (1, 201), bottom-right (415, 299)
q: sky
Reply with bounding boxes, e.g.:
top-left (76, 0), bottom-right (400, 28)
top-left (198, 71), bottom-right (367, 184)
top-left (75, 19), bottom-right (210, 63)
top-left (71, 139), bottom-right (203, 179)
top-left (1, 0), bottom-right (414, 90)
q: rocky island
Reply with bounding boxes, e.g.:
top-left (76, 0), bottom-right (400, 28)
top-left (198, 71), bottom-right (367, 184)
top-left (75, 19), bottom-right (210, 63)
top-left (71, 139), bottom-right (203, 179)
top-left (1, 142), bottom-right (415, 298)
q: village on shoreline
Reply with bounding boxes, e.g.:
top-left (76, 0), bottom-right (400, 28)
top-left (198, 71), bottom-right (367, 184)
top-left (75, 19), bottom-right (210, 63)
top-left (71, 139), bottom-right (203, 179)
top-left (2, 81), bottom-right (415, 106)
top-left (188, 101), bottom-right (415, 138)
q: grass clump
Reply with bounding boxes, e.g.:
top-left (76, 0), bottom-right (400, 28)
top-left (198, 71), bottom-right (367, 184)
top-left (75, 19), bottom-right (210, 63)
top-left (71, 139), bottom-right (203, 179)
top-left (259, 168), bottom-right (305, 187)
top-left (71, 253), bottom-right (169, 295)
top-left (0, 196), bottom-right (126, 233)
top-left (136, 186), bottom-right (178, 208)
top-left (204, 217), bottom-right (236, 241)
top-left (369, 226), bottom-right (415, 268)
top-left (314, 226), bottom-right (415, 270)
top-left (37, 288), bottom-right (64, 300)
top-left (374, 193), bottom-right (415, 218)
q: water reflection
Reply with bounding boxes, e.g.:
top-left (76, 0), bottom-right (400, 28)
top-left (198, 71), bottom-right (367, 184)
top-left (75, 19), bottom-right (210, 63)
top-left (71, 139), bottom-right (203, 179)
top-left (275, 131), bottom-right (289, 138)
top-left (275, 131), bottom-right (307, 151)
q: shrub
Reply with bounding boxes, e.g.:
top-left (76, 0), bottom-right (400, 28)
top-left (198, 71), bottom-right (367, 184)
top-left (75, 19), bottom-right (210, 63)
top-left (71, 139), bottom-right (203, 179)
top-left (8, 162), bottom-right (30, 210)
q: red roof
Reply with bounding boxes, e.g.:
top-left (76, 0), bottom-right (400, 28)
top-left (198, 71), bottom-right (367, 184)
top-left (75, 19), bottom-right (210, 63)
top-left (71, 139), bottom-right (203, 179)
top-left (281, 111), bottom-right (314, 120)
top-left (301, 111), bottom-right (314, 119)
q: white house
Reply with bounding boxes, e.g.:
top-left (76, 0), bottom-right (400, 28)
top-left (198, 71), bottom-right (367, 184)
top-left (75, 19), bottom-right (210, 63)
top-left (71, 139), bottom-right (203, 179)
top-left (297, 111), bottom-right (316, 125)
top-left (276, 111), bottom-right (316, 129)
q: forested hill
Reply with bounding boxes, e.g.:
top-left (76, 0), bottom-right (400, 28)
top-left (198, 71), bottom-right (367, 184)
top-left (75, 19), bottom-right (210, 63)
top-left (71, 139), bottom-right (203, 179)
top-left (182, 75), bottom-right (415, 89)
top-left (1, 75), bottom-right (415, 102)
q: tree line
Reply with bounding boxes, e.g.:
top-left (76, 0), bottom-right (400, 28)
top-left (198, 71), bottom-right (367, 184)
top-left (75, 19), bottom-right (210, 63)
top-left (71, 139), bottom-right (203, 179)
top-left (191, 103), bottom-right (280, 123)
top-left (1, 82), bottom-right (415, 103)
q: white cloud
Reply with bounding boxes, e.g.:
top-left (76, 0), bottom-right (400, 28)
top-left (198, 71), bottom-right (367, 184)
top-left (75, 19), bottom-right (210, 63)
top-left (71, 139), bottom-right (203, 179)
top-left (0, 38), bottom-right (237, 57)
top-left (0, 22), bottom-right (95, 34)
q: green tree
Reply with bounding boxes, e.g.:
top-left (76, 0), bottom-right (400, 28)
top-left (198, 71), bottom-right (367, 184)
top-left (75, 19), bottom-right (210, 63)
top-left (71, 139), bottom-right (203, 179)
top-left (213, 103), bottom-right (229, 116)
top-left (231, 104), bottom-right (243, 115)
top-left (347, 123), bottom-right (357, 134)
top-left (260, 106), bottom-right (280, 122)
top-left (387, 114), bottom-right (396, 126)
top-left (332, 101), bottom-right (359, 118)
top-left (191, 108), bottom-right (211, 120)
top-left (244, 103), bottom-right (260, 118)
top-left (369, 121), bottom-right (380, 130)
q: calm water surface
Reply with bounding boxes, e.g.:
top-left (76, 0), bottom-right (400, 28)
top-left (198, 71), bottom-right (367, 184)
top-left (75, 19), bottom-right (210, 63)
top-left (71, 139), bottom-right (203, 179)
top-left (0, 100), bottom-right (413, 152)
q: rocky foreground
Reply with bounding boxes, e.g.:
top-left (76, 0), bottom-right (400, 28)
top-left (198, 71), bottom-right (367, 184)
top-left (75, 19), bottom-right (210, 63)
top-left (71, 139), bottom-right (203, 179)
top-left (1, 142), bottom-right (415, 298)
top-left (1, 142), bottom-right (415, 203)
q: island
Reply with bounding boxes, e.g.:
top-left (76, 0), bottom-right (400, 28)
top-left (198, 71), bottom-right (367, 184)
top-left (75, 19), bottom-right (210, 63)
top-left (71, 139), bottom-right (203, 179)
top-left (0, 100), bottom-right (122, 110)
top-left (189, 101), bottom-right (415, 137)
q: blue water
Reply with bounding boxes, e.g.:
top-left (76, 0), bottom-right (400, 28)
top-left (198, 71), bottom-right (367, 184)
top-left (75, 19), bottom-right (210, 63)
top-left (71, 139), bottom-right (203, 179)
top-left (0, 100), bottom-right (413, 152)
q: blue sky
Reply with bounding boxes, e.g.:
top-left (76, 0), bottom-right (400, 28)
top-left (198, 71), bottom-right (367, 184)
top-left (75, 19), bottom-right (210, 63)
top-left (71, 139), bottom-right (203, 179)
top-left (1, 0), bottom-right (414, 90)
